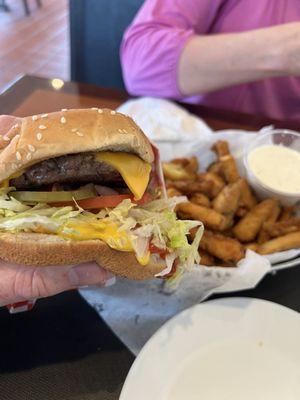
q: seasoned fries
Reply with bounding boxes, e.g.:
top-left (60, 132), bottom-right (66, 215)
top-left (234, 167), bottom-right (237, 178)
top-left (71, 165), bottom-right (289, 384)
top-left (233, 199), bottom-right (278, 242)
top-left (212, 140), bottom-right (240, 183)
top-left (212, 180), bottom-right (241, 215)
top-left (166, 187), bottom-right (182, 198)
top-left (198, 249), bottom-right (216, 266)
top-left (207, 161), bottom-right (223, 177)
top-left (258, 232), bottom-right (300, 255)
top-left (200, 231), bottom-right (245, 264)
top-left (177, 201), bottom-right (229, 231)
top-left (172, 157), bottom-right (199, 174)
top-left (163, 140), bottom-right (300, 267)
top-left (264, 217), bottom-right (300, 238)
top-left (162, 162), bottom-right (193, 181)
top-left (169, 180), bottom-right (214, 197)
top-left (189, 193), bottom-right (211, 208)
top-left (238, 179), bottom-right (257, 210)
top-left (198, 172), bottom-right (225, 198)
top-left (257, 202), bottom-right (281, 243)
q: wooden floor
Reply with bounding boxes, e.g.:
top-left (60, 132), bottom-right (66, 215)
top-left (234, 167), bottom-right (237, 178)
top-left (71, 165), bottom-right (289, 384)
top-left (0, 0), bottom-right (69, 94)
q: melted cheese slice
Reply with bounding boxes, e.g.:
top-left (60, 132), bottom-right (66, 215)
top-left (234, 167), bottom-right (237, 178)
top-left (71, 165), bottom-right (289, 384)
top-left (95, 152), bottom-right (151, 200)
top-left (59, 220), bottom-right (133, 251)
top-left (58, 219), bottom-right (150, 265)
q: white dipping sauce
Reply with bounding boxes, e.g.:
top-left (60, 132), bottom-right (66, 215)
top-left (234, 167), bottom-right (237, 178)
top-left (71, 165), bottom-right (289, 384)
top-left (247, 145), bottom-right (300, 194)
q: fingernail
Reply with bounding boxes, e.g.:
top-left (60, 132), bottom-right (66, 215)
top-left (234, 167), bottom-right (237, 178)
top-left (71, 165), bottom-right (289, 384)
top-left (69, 263), bottom-right (107, 287)
top-left (93, 272), bottom-right (116, 288)
top-left (104, 276), bottom-right (116, 287)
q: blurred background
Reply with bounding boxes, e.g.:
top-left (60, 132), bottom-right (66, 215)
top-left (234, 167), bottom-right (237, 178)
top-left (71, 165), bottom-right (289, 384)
top-left (0, 0), bottom-right (69, 92)
top-left (0, 0), bottom-right (142, 93)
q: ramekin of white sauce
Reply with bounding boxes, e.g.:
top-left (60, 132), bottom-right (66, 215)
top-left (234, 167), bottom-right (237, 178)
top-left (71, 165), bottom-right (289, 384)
top-left (244, 130), bottom-right (300, 206)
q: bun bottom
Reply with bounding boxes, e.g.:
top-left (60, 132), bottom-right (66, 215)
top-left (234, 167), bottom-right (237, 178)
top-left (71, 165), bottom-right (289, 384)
top-left (0, 233), bottom-right (165, 280)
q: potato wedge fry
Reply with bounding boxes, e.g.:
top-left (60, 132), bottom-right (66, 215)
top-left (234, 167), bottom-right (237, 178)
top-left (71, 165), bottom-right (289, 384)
top-left (233, 199), bottom-right (278, 242)
top-left (177, 201), bottom-right (229, 231)
top-left (200, 231), bottom-right (245, 263)
top-left (258, 201), bottom-right (281, 243)
top-left (189, 193), bottom-right (211, 207)
top-left (212, 180), bottom-right (241, 215)
top-left (212, 140), bottom-right (230, 157)
top-left (167, 187), bottom-right (182, 198)
top-left (199, 249), bottom-right (216, 266)
top-left (238, 179), bottom-right (257, 210)
top-left (162, 162), bottom-right (194, 181)
top-left (212, 140), bottom-right (240, 183)
top-left (257, 231), bottom-right (300, 255)
top-left (207, 161), bottom-right (223, 177)
top-left (279, 206), bottom-right (297, 222)
top-left (170, 180), bottom-right (214, 197)
top-left (264, 217), bottom-right (300, 238)
top-left (244, 242), bottom-right (259, 252)
top-left (235, 207), bottom-right (248, 217)
top-left (172, 156), bottom-right (199, 174)
top-left (198, 172), bottom-right (225, 198)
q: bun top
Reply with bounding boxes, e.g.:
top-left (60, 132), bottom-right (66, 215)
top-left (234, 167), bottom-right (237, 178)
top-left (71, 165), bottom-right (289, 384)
top-left (0, 108), bottom-right (154, 183)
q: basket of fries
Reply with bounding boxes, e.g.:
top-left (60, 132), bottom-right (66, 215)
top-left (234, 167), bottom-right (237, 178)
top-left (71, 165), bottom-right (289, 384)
top-left (163, 139), bottom-right (300, 270)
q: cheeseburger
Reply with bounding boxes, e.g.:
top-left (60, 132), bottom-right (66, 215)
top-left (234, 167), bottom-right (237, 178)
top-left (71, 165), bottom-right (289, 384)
top-left (0, 109), bottom-right (202, 280)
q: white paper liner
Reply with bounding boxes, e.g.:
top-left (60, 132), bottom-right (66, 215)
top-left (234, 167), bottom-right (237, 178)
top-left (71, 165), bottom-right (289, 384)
top-left (80, 97), bottom-right (300, 355)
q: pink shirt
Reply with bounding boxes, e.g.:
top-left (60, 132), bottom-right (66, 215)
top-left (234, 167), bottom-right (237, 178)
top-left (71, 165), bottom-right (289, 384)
top-left (121, 0), bottom-right (300, 121)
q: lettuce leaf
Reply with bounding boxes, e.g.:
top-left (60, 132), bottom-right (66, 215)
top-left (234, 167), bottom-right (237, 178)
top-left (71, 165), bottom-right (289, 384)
top-left (0, 190), bottom-right (203, 271)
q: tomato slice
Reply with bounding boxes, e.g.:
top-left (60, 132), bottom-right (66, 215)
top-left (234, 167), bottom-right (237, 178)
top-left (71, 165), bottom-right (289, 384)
top-left (161, 259), bottom-right (179, 279)
top-left (51, 192), bottom-right (152, 209)
top-left (149, 243), bottom-right (168, 258)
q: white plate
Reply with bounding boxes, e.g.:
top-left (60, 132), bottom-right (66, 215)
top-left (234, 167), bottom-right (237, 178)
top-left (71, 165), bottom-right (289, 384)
top-left (120, 297), bottom-right (300, 400)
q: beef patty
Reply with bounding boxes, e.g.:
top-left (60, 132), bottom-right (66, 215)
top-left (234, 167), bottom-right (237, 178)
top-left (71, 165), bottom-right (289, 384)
top-left (11, 152), bottom-right (124, 189)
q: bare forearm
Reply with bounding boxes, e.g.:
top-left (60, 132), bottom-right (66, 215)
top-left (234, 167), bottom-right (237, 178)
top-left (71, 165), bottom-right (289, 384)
top-left (178, 22), bottom-right (300, 95)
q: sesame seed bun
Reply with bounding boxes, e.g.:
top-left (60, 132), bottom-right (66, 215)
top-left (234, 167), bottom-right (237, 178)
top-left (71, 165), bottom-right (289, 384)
top-left (0, 108), bottom-right (154, 183)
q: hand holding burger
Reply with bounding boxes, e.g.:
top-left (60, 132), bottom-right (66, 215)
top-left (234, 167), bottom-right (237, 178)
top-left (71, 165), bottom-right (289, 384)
top-left (0, 109), bottom-right (203, 306)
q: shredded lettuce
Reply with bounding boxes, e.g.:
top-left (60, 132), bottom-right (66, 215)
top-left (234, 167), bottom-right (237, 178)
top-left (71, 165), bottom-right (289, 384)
top-left (0, 190), bottom-right (203, 273)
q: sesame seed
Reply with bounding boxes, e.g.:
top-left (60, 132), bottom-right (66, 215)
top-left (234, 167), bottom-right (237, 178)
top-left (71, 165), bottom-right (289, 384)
top-left (110, 110), bottom-right (116, 115)
top-left (122, 129), bottom-right (128, 134)
top-left (41, 113), bottom-right (48, 118)
top-left (28, 144), bottom-right (35, 152)
top-left (32, 115), bottom-right (38, 121)
top-left (91, 107), bottom-right (98, 111)
top-left (16, 151), bottom-right (21, 161)
top-left (71, 128), bottom-right (77, 132)
top-left (26, 153), bottom-right (32, 161)
top-left (39, 125), bottom-right (47, 130)
top-left (98, 109), bottom-right (103, 114)
top-left (15, 134), bottom-right (20, 140)
top-left (61, 108), bottom-right (67, 112)
top-left (3, 136), bottom-right (10, 141)
top-left (36, 133), bottom-right (42, 141)
top-left (13, 124), bottom-right (18, 129)
top-left (118, 129), bottom-right (123, 133)
top-left (60, 116), bottom-right (66, 124)
top-left (76, 131), bottom-right (84, 137)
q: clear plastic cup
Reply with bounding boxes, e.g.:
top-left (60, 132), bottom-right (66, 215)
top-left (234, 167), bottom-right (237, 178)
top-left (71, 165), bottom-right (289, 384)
top-left (244, 129), bottom-right (300, 206)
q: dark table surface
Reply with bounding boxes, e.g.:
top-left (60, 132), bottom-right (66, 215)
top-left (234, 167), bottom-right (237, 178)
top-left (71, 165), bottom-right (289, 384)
top-left (0, 75), bottom-right (299, 400)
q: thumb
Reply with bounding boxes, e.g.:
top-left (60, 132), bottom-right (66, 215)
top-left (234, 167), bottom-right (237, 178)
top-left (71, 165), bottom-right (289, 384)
top-left (0, 261), bottom-right (114, 306)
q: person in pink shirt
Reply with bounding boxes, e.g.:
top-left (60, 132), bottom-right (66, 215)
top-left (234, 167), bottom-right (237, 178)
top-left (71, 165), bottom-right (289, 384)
top-left (121, 0), bottom-right (300, 121)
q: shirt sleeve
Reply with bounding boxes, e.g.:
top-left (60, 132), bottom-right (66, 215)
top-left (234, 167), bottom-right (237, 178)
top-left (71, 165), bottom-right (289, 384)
top-left (120, 0), bottom-right (226, 98)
